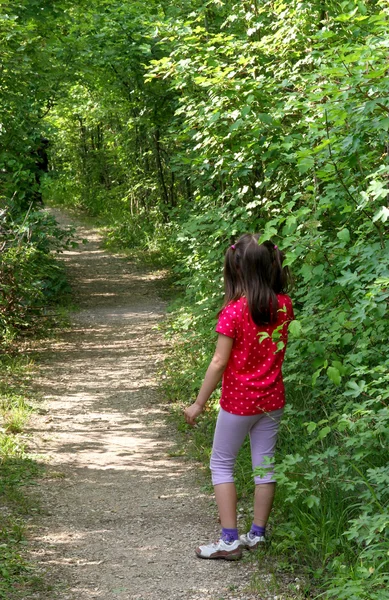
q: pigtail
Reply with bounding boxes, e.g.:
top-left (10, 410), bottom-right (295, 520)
top-left (272, 244), bottom-right (291, 294)
top-left (242, 239), bottom-right (278, 324)
top-left (222, 234), bottom-right (290, 326)
top-left (223, 244), bottom-right (244, 305)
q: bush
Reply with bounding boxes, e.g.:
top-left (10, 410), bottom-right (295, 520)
top-left (0, 208), bottom-right (75, 345)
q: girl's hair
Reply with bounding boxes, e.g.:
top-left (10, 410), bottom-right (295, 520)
top-left (223, 233), bottom-right (290, 325)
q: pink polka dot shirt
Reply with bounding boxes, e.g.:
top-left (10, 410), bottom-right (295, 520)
top-left (215, 295), bottom-right (294, 416)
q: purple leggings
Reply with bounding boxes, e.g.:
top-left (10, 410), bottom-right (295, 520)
top-left (210, 407), bottom-right (284, 486)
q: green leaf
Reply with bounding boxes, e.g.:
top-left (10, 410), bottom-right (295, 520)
top-left (312, 369), bottom-right (322, 386)
top-left (318, 425), bottom-right (331, 440)
top-left (258, 332), bottom-right (270, 343)
top-left (258, 113), bottom-right (273, 125)
top-left (337, 228), bottom-right (350, 243)
top-left (344, 380), bottom-right (366, 397)
top-left (300, 264), bottom-right (313, 281)
top-left (230, 118), bottom-right (244, 132)
top-left (342, 333), bottom-right (353, 345)
top-left (306, 421), bottom-right (317, 434)
top-left (305, 495), bottom-right (320, 508)
top-left (288, 319), bottom-right (302, 337)
top-left (297, 157), bottom-right (314, 173)
top-left (378, 117), bottom-right (389, 130)
top-left (327, 366), bottom-right (341, 385)
top-left (258, 225), bottom-right (278, 243)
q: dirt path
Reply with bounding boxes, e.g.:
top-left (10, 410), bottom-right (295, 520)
top-left (27, 210), bottom-right (263, 600)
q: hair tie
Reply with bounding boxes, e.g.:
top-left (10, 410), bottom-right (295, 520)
top-left (231, 244), bottom-right (236, 250)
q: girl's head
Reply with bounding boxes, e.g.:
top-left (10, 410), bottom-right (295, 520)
top-left (223, 233), bottom-right (290, 325)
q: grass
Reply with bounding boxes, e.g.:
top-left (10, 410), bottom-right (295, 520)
top-left (0, 355), bottom-right (47, 599)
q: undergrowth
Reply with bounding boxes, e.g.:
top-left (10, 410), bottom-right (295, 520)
top-left (161, 326), bottom-right (312, 599)
top-left (0, 208), bottom-right (74, 350)
top-left (0, 355), bottom-right (48, 599)
top-left (161, 301), bottom-right (389, 600)
top-left (57, 203), bottom-right (388, 599)
top-left (0, 207), bottom-right (74, 598)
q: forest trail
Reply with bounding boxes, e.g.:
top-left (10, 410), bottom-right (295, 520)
top-left (28, 210), bottom-right (261, 600)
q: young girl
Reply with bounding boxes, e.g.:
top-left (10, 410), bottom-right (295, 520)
top-left (184, 233), bottom-right (293, 560)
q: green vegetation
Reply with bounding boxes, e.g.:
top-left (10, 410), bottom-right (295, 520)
top-left (0, 209), bottom-right (75, 347)
top-left (1, 5), bottom-right (78, 592)
top-left (0, 356), bottom-right (46, 599)
top-left (1, 0), bottom-right (388, 597)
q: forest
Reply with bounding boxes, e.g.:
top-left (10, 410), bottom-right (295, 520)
top-left (1, 0), bottom-right (388, 598)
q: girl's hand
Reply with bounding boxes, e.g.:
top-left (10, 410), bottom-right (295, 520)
top-left (183, 334), bottom-right (232, 427)
top-left (184, 402), bottom-right (203, 426)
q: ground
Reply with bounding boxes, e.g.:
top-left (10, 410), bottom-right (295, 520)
top-left (23, 209), bottom-right (270, 600)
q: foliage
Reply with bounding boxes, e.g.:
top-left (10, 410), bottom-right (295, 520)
top-left (0, 0), bottom-right (78, 212)
top-left (149, 1), bottom-right (389, 596)
top-left (0, 208), bottom-right (74, 345)
top-left (0, 3), bottom-right (77, 346)
top-left (0, 356), bottom-right (43, 599)
top-left (1, 0), bottom-right (388, 597)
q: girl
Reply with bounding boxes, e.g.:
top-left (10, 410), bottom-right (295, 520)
top-left (184, 233), bottom-right (293, 560)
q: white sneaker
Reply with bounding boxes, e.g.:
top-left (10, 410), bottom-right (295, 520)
top-left (195, 538), bottom-right (243, 560)
top-left (240, 531), bottom-right (266, 550)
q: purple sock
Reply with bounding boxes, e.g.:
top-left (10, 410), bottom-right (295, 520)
top-left (250, 523), bottom-right (266, 537)
top-left (221, 527), bottom-right (239, 543)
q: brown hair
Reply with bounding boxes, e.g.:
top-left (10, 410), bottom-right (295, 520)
top-left (223, 233), bottom-right (290, 325)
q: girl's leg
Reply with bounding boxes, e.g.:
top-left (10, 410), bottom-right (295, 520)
top-left (210, 408), bottom-right (258, 529)
top-left (214, 483), bottom-right (237, 529)
top-left (249, 408), bottom-right (283, 530)
top-left (253, 482), bottom-right (276, 527)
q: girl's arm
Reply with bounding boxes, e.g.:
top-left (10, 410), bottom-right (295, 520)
top-left (184, 334), bottom-right (233, 426)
